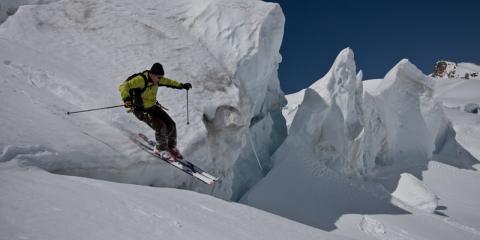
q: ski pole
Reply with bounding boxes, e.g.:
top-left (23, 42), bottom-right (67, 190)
top-left (186, 89), bottom-right (190, 125)
top-left (66, 105), bottom-right (124, 115)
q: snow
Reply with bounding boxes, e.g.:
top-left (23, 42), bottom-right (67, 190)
top-left (276, 48), bottom-right (365, 176)
top-left (433, 78), bottom-right (480, 161)
top-left (0, 164), bottom-right (347, 240)
top-left (0, 0), bottom-right (287, 199)
top-left (244, 49), bottom-right (480, 239)
top-left (391, 173), bottom-right (439, 213)
top-left (1, 0), bottom-right (480, 239)
top-left (432, 61), bottom-right (480, 80)
top-left (282, 88), bottom-right (305, 131)
top-left (0, 0), bottom-right (59, 24)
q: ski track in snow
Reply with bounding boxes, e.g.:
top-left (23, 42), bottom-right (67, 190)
top-left (80, 130), bottom-right (119, 152)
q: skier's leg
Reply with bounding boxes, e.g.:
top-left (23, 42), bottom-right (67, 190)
top-left (152, 106), bottom-right (177, 149)
top-left (164, 113), bottom-right (177, 149)
top-left (134, 109), bottom-right (169, 151)
top-left (149, 106), bottom-right (183, 159)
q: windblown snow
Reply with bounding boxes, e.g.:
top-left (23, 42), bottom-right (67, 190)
top-left (1, 0), bottom-right (479, 240)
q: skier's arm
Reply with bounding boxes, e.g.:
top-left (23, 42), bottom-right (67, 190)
top-left (118, 75), bottom-right (146, 101)
top-left (158, 77), bottom-right (184, 89)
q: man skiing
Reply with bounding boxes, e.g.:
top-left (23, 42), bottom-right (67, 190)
top-left (119, 62), bottom-right (192, 161)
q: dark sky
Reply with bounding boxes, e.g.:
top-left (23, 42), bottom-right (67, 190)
top-left (265, 0), bottom-right (480, 94)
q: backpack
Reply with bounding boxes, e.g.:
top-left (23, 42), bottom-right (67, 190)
top-left (125, 72), bottom-right (148, 109)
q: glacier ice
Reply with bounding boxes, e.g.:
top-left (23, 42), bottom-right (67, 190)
top-left (0, 0), bottom-right (287, 200)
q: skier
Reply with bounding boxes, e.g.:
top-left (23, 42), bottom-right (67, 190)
top-left (119, 62), bottom-right (192, 161)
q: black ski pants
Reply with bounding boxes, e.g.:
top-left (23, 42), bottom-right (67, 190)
top-left (133, 105), bottom-right (176, 150)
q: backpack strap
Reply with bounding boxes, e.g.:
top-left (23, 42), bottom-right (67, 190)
top-left (139, 72), bottom-right (148, 93)
top-left (125, 71), bottom-right (150, 109)
top-left (126, 71), bottom-right (149, 93)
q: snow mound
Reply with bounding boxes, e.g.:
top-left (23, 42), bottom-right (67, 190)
top-left (391, 173), bottom-right (439, 213)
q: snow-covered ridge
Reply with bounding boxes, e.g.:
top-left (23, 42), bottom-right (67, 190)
top-left (432, 60), bottom-right (480, 80)
top-left (0, 0), bottom-right (286, 200)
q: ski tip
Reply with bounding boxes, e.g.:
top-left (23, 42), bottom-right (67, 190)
top-left (207, 180), bottom-right (217, 185)
top-left (209, 177), bottom-right (220, 184)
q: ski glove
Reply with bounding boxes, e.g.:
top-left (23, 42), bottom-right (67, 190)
top-left (124, 99), bottom-right (134, 109)
top-left (182, 83), bottom-right (192, 90)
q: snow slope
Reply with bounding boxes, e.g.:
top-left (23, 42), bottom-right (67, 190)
top-left (0, 0), bottom-right (286, 200)
top-left (0, 163), bottom-right (350, 240)
top-left (433, 78), bottom-right (480, 161)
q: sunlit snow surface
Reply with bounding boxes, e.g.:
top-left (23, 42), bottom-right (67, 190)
top-left (1, 0), bottom-right (479, 240)
top-left (246, 51), bottom-right (480, 239)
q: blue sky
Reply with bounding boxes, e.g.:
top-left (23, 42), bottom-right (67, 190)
top-left (265, 0), bottom-right (480, 94)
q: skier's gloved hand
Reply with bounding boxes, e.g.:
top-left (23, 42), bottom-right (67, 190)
top-left (124, 100), bottom-right (133, 108)
top-left (182, 83), bottom-right (192, 90)
top-left (124, 99), bottom-right (134, 112)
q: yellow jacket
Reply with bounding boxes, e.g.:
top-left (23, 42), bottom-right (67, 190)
top-left (119, 71), bottom-right (183, 109)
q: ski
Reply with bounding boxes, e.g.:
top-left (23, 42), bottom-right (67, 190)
top-left (137, 133), bottom-right (220, 182)
top-left (131, 133), bottom-right (219, 185)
